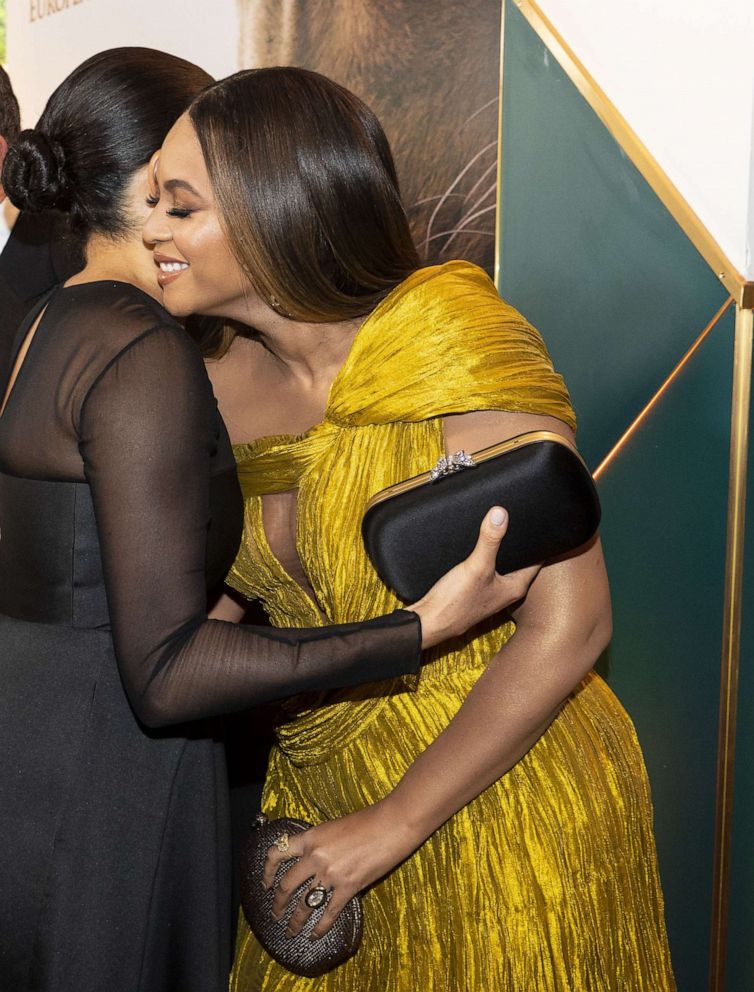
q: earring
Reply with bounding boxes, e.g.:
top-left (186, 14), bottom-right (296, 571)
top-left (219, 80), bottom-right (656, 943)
top-left (269, 295), bottom-right (293, 318)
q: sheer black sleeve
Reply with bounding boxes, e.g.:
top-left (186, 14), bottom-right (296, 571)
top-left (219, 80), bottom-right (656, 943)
top-left (79, 323), bottom-right (421, 728)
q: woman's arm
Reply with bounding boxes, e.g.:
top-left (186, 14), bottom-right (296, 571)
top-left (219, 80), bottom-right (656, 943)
top-left (208, 591), bottom-right (247, 622)
top-left (265, 409), bottom-right (611, 936)
top-left (80, 328), bottom-right (535, 728)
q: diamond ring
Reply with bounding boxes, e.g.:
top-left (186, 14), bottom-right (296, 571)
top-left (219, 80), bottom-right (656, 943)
top-left (304, 885), bottom-right (329, 909)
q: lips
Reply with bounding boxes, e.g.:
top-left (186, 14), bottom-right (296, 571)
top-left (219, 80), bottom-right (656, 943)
top-left (154, 252), bottom-right (189, 288)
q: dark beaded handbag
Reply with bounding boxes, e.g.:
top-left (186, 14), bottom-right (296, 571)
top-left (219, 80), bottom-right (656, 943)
top-left (362, 431), bottom-right (601, 602)
top-left (239, 814), bottom-right (364, 978)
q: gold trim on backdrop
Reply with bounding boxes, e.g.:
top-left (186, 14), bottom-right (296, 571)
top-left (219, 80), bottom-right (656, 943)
top-left (512, 0), bottom-right (754, 309)
top-left (592, 298), bottom-right (734, 480)
top-left (709, 305), bottom-right (753, 992)
top-left (494, 0), bottom-right (506, 292)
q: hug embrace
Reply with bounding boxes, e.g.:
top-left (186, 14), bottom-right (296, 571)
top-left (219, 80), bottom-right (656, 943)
top-left (0, 48), bottom-right (675, 992)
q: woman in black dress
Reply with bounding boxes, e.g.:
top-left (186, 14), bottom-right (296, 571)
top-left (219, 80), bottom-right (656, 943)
top-left (0, 49), bottom-right (530, 992)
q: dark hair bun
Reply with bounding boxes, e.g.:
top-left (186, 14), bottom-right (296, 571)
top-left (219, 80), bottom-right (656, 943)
top-left (1, 49), bottom-right (213, 235)
top-left (2, 129), bottom-right (71, 212)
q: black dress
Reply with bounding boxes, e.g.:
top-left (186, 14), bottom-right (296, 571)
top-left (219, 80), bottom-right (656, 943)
top-left (0, 282), bottom-right (421, 992)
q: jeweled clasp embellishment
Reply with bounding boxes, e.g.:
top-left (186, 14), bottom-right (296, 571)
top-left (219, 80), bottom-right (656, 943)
top-left (429, 450), bottom-right (476, 482)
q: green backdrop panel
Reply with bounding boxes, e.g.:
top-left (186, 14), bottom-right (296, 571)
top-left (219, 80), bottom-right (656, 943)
top-left (499, 3), bottom-right (735, 987)
top-left (595, 311), bottom-right (733, 991)
top-left (727, 394), bottom-right (754, 990)
top-left (499, 0), bottom-right (728, 471)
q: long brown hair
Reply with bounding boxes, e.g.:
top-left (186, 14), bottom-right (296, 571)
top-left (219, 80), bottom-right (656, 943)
top-left (188, 67), bottom-right (420, 332)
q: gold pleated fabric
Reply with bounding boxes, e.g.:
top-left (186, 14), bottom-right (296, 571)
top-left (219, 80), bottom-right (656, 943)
top-left (228, 261), bottom-right (676, 991)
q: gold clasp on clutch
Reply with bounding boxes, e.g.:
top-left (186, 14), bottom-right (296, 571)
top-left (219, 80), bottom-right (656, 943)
top-left (429, 450), bottom-right (477, 482)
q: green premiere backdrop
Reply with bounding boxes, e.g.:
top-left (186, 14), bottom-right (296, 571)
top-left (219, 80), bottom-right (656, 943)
top-left (498, 2), bottom-right (746, 987)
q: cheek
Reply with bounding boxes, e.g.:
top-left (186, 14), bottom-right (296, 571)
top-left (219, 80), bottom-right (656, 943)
top-left (200, 242), bottom-right (246, 295)
top-left (184, 225), bottom-right (236, 278)
top-left (169, 227), bottom-right (247, 313)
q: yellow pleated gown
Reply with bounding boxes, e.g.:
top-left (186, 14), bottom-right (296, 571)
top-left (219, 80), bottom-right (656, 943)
top-left (228, 262), bottom-right (676, 991)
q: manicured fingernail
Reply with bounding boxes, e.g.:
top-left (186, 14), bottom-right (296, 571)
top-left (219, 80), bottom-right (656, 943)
top-left (491, 507), bottom-right (506, 526)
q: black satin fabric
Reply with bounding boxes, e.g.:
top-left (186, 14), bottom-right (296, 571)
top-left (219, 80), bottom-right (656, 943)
top-left (363, 436), bottom-right (601, 601)
top-left (0, 281), bottom-right (421, 992)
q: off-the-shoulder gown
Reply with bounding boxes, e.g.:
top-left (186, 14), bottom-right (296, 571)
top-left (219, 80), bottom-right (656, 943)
top-left (228, 262), bottom-right (676, 991)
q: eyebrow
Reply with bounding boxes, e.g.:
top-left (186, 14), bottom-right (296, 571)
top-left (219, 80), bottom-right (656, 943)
top-left (163, 178), bottom-right (202, 197)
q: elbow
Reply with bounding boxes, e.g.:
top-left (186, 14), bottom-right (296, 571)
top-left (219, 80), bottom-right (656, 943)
top-left (129, 684), bottom-right (180, 729)
top-left (131, 698), bottom-right (170, 730)
top-left (119, 635), bottom-right (198, 729)
top-left (582, 604), bottom-right (613, 669)
top-left (548, 604), bottom-right (612, 682)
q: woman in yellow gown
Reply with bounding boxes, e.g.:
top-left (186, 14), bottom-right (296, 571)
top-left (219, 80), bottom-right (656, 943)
top-left (145, 68), bottom-right (675, 990)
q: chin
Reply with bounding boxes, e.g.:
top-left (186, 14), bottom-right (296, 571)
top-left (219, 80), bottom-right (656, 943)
top-left (161, 291), bottom-right (192, 319)
top-left (164, 303), bottom-right (191, 319)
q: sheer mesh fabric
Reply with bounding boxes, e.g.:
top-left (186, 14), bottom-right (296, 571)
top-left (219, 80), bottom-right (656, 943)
top-left (0, 281), bottom-right (420, 727)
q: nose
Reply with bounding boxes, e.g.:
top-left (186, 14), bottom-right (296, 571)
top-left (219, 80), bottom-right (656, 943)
top-left (142, 202), bottom-right (170, 247)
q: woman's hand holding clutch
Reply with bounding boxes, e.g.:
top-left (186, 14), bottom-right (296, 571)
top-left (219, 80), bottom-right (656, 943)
top-left (410, 505), bottom-right (541, 648)
top-left (262, 801), bottom-right (419, 941)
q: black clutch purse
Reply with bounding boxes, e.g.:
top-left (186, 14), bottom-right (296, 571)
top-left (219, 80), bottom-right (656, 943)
top-left (239, 814), bottom-right (364, 977)
top-left (362, 430), bottom-right (600, 602)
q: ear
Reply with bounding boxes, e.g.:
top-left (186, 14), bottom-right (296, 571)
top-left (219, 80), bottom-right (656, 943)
top-left (0, 135), bottom-right (8, 203)
top-left (148, 149), bottom-right (160, 201)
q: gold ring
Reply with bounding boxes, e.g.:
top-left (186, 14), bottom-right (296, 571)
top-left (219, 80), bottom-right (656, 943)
top-left (274, 832), bottom-right (290, 854)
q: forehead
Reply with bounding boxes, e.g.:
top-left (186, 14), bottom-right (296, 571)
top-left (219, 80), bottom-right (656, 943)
top-left (159, 114), bottom-right (207, 180)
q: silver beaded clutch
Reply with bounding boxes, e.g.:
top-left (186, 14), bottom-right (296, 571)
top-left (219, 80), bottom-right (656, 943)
top-left (239, 813), bottom-right (364, 977)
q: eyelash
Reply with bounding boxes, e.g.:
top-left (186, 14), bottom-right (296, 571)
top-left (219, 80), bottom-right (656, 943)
top-left (145, 194), bottom-right (193, 219)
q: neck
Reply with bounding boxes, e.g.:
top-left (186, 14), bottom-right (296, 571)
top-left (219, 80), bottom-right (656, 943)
top-left (253, 313), bottom-right (364, 386)
top-left (66, 229), bottom-right (162, 303)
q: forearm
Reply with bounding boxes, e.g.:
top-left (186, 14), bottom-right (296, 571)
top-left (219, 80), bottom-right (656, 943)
top-left (260, 600), bottom-right (613, 934)
top-left (133, 610), bottom-right (422, 727)
top-left (208, 590), bottom-right (247, 622)
top-left (383, 611), bottom-right (610, 842)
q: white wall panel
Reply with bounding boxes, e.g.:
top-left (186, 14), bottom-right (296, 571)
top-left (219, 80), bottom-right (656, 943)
top-left (7, 0), bottom-right (239, 126)
top-left (536, 0), bottom-right (754, 278)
